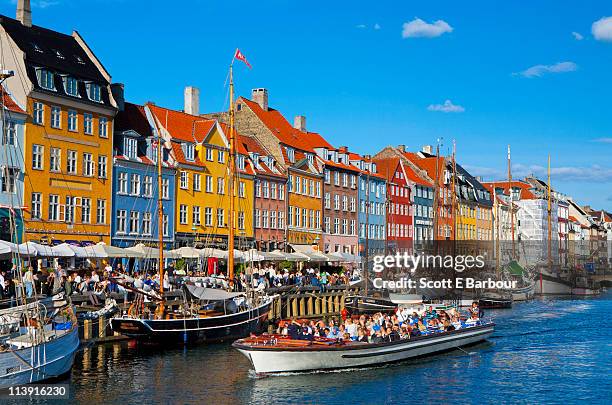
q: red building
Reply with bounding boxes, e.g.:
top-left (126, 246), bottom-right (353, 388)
top-left (374, 157), bottom-right (413, 254)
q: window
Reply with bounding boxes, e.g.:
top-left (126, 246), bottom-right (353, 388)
top-left (2, 121), bottom-right (15, 145)
top-left (192, 206), bottom-right (201, 225)
top-left (87, 83), bottom-right (101, 102)
top-left (130, 174), bottom-right (141, 195)
top-left (238, 211), bottom-right (245, 230)
top-left (184, 143), bottom-right (195, 161)
top-left (118, 172), bottom-right (128, 194)
top-left (239, 181), bottom-right (246, 198)
top-left (179, 204), bottom-right (188, 224)
top-left (236, 155), bottom-right (245, 170)
top-left (81, 198), bottom-right (91, 223)
top-left (350, 220), bottom-right (356, 236)
top-left (48, 194), bottom-right (59, 221)
top-left (67, 150), bottom-right (77, 174)
top-left (37, 69), bottom-right (54, 90)
top-left (129, 211), bottom-right (139, 234)
top-left (205, 176), bottom-right (213, 193)
top-left (351, 175), bottom-right (356, 188)
top-left (217, 208), bottom-right (224, 227)
top-left (350, 197), bottom-right (356, 212)
top-left (33, 102), bottom-right (44, 125)
top-left (31, 193), bottom-right (42, 219)
top-left (288, 206), bottom-right (293, 227)
top-left (99, 117), bottom-right (108, 138)
top-left (217, 177), bottom-right (224, 194)
top-left (116, 210), bottom-right (127, 233)
top-left (334, 218), bottom-right (340, 234)
top-left (270, 183), bottom-right (277, 199)
top-left (64, 76), bottom-right (78, 96)
top-left (334, 194), bottom-right (340, 210)
top-left (324, 169), bottom-right (330, 184)
top-left (96, 199), bottom-right (106, 224)
top-left (142, 212), bottom-right (152, 235)
top-left (125, 137), bottom-right (137, 159)
top-left (51, 106), bottom-right (61, 128)
top-left (83, 153), bottom-right (94, 176)
top-left (286, 147), bottom-right (295, 163)
top-left (279, 184), bottom-right (285, 200)
top-left (49, 147), bottom-right (61, 172)
top-left (32, 144), bottom-right (44, 170)
top-left (162, 178), bottom-right (170, 199)
top-left (342, 219), bottom-right (348, 235)
top-left (255, 209), bottom-right (261, 228)
top-left (270, 211), bottom-right (277, 229)
top-left (0, 168), bottom-right (18, 193)
top-left (324, 217), bottom-right (331, 233)
top-left (278, 211), bottom-right (285, 229)
top-left (324, 193), bottom-right (331, 209)
top-left (255, 180), bottom-right (262, 197)
top-left (262, 210), bottom-right (269, 228)
top-left (342, 196), bottom-right (348, 211)
top-left (98, 156), bottom-right (107, 178)
top-left (206, 148), bottom-right (213, 161)
top-left (302, 208), bottom-right (308, 228)
top-left (217, 150), bottom-right (225, 163)
top-left (205, 207), bottom-right (213, 226)
top-left (302, 179), bottom-right (308, 195)
top-left (263, 181), bottom-right (269, 198)
top-left (316, 182), bottom-right (321, 198)
top-left (334, 171), bottom-right (340, 186)
top-left (143, 176), bottom-right (153, 197)
top-left (193, 173), bottom-right (201, 191)
top-left (342, 173), bottom-right (348, 187)
top-left (163, 214), bottom-right (169, 237)
top-left (64, 197), bottom-right (74, 223)
top-left (180, 171), bottom-right (188, 189)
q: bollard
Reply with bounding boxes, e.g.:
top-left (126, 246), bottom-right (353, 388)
top-left (83, 319), bottom-right (92, 341)
top-left (98, 316), bottom-right (106, 339)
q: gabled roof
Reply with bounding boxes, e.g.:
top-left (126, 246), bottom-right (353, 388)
top-left (0, 15), bottom-right (112, 106)
top-left (482, 181), bottom-right (536, 200)
top-left (401, 152), bottom-right (445, 185)
top-left (239, 97), bottom-right (315, 153)
top-left (1, 90), bottom-right (25, 114)
top-left (239, 136), bottom-right (286, 179)
top-left (115, 102), bottom-right (152, 137)
top-left (147, 103), bottom-right (216, 144)
top-left (372, 157), bottom-right (401, 183)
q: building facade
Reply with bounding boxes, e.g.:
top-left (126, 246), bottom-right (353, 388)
top-left (0, 91), bottom-right (27, 242)
top-left (1, 13), bottom-right (117, 245)
top-left (111, 101), bottom-right (175, 249)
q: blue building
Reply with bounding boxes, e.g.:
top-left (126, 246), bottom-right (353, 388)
top-left (350, 155), bottom-right (386, 258)
top-left (0, 91), bottom-right (27, 242)
top-left (412, 180), bottom-right (434, 247)
top-left (111, 100), bottom-right (175, 249)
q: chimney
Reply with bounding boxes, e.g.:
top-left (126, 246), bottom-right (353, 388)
top-left (397, 144), bottom-right (406, 153)
top-left (338, 146), bottom-right (348, 153)
top-left (252, 88), bottom-right (268, 111)
top-left (364, 154), bottom-right (371, 160)
top-left (422, 145), bottom-right (433, 154)
top-left (111, 83), bottom-right (125, 112)
top-left (294, 115), bottom-right (306, 132)
top-left (17, 0), bottom-right (32, 27)
top-left (184, 86), bottom-right (200, 116)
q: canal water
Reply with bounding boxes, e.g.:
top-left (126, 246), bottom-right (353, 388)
top-left (15, 293), bottom-right (612, 404)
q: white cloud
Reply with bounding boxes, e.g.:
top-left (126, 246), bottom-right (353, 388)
top-left (427, 100), bottom-right (465, 113)
top-left (513, 61), bottom-right (578, 78)
top-left (356, 24), bottom-right (367, 29)
top-left (594, 137), bottom-right (612, 143)
top-left (572, 31), bottom-right (584, 41)
top-left (402, 18), bottom-right (453, 39)
top-left (592, 16), bottom-right (612, 42)
top-left (374, 23), bottom-right (381, 30)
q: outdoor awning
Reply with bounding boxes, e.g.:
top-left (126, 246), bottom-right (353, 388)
top-left (169, 246), bottom-right (203, 259)
top-left (243, 249), bottom-right (265, 262)
top-left (57, 243), bottom-right (107, 258)
top-left (93, 243), bottom-right (143, 258)
top-left (18, 241), bottom-right (74, 257)
top-left (327, 251), bottom-right (361, 263)
top-left (0, 240), bottom-right (35, 256)
top-left (260, 250), bottom-right (287, 261)
top-left (125, 243), bottom-right (180, 259)
top-left (290, 244), bottom-right (330, 262)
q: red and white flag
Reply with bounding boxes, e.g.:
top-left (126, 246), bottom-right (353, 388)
top-left (234, 48), bottom-right (252, 68)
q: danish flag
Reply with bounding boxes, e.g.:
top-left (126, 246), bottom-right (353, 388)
top-left (234, 48), bottom-right (252, 68)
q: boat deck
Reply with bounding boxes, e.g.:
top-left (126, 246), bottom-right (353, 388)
top-left (6, 328), bottom-right (74, 349)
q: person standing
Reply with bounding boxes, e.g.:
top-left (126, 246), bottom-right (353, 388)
top-left (23, 266), bottom-right (34, 298)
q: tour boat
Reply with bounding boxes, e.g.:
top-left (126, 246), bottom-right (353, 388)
top-left (479, 291), bottom-right (513, 309)
top-left (343, 295), bottom-right (397, 315)
top-left (233, 322), bottom-right (495, 375)
top-left (0, 296), bottom-right (80, 388)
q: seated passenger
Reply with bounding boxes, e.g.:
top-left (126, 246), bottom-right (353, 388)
top-left (356, 328), bottom-right (369, 343)
top-left (371, 330), bottom-right (384, 344)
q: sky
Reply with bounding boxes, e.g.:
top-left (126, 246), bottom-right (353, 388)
top-left (2, 0), bottom-right (612, 210)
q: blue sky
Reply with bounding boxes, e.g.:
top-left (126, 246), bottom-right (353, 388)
top-left (2, 0), bottom-right (612, 210)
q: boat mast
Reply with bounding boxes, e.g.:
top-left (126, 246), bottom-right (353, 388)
top-left (228, 63), bottom-right (236, 287)
top-left (451, 140), bottom-right (457, 250)
top-left (364, 170), bottom-right (370, 296)
top-left (157, 129), bottom-right (164, 295)
top-left (508, 145), bottom-right (515, 260)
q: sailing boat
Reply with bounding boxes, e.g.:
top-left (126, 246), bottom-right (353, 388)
top-left (0, 78), bottom-right (79, 387)
top-left (110, 52), bottom-right (273, 344)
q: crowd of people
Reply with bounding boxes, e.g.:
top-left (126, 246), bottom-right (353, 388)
top-left (242, 265), bottom-right (360, 291)
top-left (278, 303), bottom-right (483, 343)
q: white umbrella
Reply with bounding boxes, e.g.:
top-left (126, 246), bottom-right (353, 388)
top-left (125, 243), bottom-right (180, 259)
top-left (18, 241), bottom-right (74, 257)
top-left (243, 249), bottom-right (265, 262)
top-left (93, 243), bottom-right (143, 258)
top-left (58, 243), bottom-right (107, 258)
top-left (199, 248), bottom-right (226, 259)
top-left (0, 240), bottom-right (34, 255)
top-left (170, 246), bottom-right (202, 259)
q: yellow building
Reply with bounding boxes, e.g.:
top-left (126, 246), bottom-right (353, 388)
top-left (0, 13), bottom-right (117, 244)
top-left (147, 104), bottom-right (255, 249)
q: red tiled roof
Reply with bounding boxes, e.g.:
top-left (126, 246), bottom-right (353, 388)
top-left (403, 162), bottom-right (433, 187)
top-left (1, 91), bottom-right (25, 114)
top-left (401, 152), bottom-right (445, 185)
top-left (239, 97), bottom-right (316, 153)
top-left (482, 181), bottom-right (536, 199)
top-left (147, 103), bottom-right (216, 143)
top-left (568, 216), bottom-right (579, 222)
top-left (372, 157), bottom-right (401, 182)
top-left (170, 140), bottom-right (206, 167)
top-left (239, 136), bottom-right (286, 178)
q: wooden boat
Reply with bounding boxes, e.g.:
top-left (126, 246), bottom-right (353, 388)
top-left (343, 295), bottom-right (397, 315)
top-left (233, 321), bottom-right (495, 375)
top-left (479, 293), bottom-right (512, 309)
